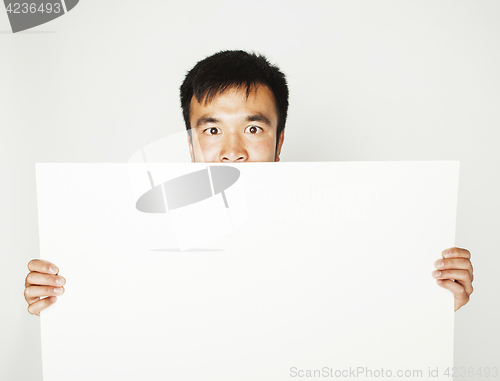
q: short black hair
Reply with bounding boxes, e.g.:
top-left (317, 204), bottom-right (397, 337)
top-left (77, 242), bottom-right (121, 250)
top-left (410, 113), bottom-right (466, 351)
top-left (180, 50), bottom-right (289, 145)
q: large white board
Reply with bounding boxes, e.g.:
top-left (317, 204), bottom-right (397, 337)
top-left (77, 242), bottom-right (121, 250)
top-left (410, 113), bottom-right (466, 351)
top-left (37, 162), bottom-right (458, 380)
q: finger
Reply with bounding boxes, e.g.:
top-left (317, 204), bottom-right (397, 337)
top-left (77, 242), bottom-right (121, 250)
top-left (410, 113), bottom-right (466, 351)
top-left (432, 269), bottom-right (473, 295)
top-left (442, 247), bottom-right (471, 260)
top-left (27, 296), bottom-right (57, 316)
top-left (24, 286), bottom-right (57, 304)
top-left (27, 259), bottom-right (59, 275)
top-left (24, 286), bottom-right (65, 303)
top-left (436, 279), bottom-right (470, 311)
top-left (25, 272), bottom-right (65, 287)
top-left (435, 258), bottom-right (473, 280)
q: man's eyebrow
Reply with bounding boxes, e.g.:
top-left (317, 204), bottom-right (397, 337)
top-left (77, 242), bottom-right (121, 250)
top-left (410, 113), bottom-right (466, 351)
top-left (195, 116), bottom-right (220, 127)
top-left (246, 114), bottom-right (272, 126)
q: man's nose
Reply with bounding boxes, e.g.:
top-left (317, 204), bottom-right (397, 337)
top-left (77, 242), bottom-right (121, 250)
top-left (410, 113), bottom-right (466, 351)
top-left (220, 135), bottom-right (248, 162)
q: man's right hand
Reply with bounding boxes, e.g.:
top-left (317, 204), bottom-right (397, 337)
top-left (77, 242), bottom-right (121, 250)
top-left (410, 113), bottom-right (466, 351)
top-left (25, 259), bottom-right (66, 316)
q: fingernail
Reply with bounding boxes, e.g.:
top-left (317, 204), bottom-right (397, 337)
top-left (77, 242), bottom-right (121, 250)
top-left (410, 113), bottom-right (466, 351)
top-left (443, 250), bottom-right (452, 258)
top-left (56, 277), bottom-right (65, 286)
top-left (432, 270), bottom-right (441, 278)
top-left (49, 266), bottom-right (58, 274)
top-left (435, 260), bottom-right (444, 269)
top-left (54, 288), bottom-right (63, 294)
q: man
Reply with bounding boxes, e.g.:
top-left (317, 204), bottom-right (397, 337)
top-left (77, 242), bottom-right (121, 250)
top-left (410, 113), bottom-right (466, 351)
top-left (180, 51), bottom-right (287, 163)
top-left (25, 50), bottom-right (474, 315)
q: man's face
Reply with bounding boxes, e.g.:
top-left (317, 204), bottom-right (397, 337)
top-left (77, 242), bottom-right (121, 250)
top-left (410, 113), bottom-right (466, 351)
top-left (188, 85), bottom-right (284, 163)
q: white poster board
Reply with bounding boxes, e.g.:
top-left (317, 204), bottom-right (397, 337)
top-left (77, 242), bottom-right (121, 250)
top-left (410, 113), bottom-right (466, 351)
top-left (37, 162), bottom-right (458, 380)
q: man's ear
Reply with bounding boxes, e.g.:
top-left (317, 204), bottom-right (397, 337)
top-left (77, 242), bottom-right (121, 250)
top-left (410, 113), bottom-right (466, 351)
top-left (187, 130), bottom-right (195, 163)
top-left (275, 130), bottom-right (285, 162)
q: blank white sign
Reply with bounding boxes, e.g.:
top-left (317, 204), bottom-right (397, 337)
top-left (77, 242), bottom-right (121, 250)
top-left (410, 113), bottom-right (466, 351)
top-left (37, 162), bottom-right (458, 380)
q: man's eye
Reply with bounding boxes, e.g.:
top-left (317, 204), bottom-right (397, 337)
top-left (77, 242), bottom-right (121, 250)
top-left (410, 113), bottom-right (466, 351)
top-left (204, 127), bottom-right (221, 135)
top-left (245, 126), bottom-right (262, 134)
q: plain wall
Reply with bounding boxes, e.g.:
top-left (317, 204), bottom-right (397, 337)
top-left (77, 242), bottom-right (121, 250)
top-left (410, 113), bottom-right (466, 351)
top-left (1, 1), bottom-right (499, 380)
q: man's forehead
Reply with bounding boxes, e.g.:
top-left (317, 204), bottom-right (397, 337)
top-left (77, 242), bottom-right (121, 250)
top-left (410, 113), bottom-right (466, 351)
top-left (192, 83), bottom-right (274, 106)
top-left (190, 84), bottom-right (278, 123)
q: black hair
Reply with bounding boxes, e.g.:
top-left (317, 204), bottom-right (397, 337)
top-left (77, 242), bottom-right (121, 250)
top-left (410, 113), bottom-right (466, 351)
top-left (180, 50), bottom-right (289, 146)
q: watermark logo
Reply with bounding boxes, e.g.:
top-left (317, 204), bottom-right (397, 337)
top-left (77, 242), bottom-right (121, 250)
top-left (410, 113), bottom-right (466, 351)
top-left (3, 0), bottom-right (79, 33)
top-left (128, 131), bottom-right (249, 251)
top-left (136, 166), bottom-right (240, 213)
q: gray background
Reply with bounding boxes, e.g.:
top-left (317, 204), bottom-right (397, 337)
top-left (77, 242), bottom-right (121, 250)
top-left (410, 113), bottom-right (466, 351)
top-left (1, 1), bottom-right (499, 380)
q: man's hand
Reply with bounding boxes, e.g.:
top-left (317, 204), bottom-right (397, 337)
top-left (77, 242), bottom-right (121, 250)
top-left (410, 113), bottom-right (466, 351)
top-left (25, 259), bottom-right (66, 316)
top-left (433, 247), bottom-right (473, 311)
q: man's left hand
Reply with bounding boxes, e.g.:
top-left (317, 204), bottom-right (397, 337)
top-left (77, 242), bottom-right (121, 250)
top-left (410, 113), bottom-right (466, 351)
top-left (433, 247), bottom-right (473, 311)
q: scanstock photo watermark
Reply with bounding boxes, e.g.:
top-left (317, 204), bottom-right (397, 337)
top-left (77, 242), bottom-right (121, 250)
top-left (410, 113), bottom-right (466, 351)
top-left (3, 0), bottom-right (79, 33)
top-left (289, 366), bottom-right (499, 378)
